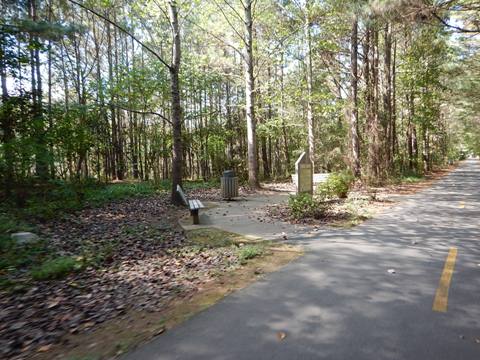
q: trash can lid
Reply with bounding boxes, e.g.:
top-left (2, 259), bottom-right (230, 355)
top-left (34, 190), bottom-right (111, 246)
top-left (223, 170), bottom-right (235, 177)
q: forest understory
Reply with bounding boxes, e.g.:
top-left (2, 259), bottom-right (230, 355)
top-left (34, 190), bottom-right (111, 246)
top-left (0, 0), bottom-right (479, 358)
top-left (0, 163), bottom-right (457, 360)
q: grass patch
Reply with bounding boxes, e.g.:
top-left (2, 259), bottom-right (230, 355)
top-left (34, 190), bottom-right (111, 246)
top-left (400, 174), bottom-right (425, 184)
top-left (30, 256), bottom-right (83, 281)
top-left (183, 179), bottom-right (220, 190)
top-left (186, 228), bottom-right (255, 248)
top-left (3, 181), bottom-right (162, 222)
top-left (186, 228), bottom-right (265, 265)
top-left (238, 245), bottom-right (264, 263)
top-left (0, 211), bottom-right (34, 234)
top-left (84, 182), bottom-right (159, 207)
top-left (0, 234), bottom-right (47, 272)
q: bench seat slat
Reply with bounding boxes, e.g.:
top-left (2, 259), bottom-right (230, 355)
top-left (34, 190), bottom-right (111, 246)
top-left (188, 199), bottom-right (205, 210)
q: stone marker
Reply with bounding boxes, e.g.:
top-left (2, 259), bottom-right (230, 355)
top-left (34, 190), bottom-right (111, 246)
top-left (294, 151), bottom-right (313, 195)
top-left (11, 232), bottom-right (39, 245)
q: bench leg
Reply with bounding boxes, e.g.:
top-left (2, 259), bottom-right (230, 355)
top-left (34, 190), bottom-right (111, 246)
top-left (190, 209), bottom-right (199, 225)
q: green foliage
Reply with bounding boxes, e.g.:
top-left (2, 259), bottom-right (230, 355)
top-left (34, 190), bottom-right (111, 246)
top-left (238, 245), bottom-right (263, 263)
top-left (400, 174), bottom-right (424, 184)
top-left (8, 181), bottom-right (160, 221)
top-left (0, 211), bottom-right (44, 276)
top-left (184, 179), bottom-right (220, 190)
top-left (85, 182), bottom-right (158, 206)
top-left (0, 234), bottom-right (47, 272)
top-left (288, 193), bottom-right (327, 220)
top-left (0, 211), bottom-right (32, 234)
top-left (317, 171), bottom-right (354, 199)
top-left (30, 256), bottom-right (83, 281)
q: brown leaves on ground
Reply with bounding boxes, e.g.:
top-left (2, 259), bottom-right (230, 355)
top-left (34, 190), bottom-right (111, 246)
top-left (0, 194), bottom-right (240, 359)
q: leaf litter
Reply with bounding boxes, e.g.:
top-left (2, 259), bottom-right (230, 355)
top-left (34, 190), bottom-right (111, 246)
top-left (0, 194), bottom-right (243, 359)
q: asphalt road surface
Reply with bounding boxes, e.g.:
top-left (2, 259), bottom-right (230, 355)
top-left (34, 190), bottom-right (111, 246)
top-left (123, 159), bottom-right (480, 360)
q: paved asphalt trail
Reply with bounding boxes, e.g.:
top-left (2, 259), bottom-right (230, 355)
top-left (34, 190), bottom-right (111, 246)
top-left (123, 160), bottom-right (480, 360)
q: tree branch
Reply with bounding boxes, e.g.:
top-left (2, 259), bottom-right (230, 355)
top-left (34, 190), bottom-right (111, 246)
top-left (108, 103), bottom-right (172, 125)
top-left (67, 0), bottom-right (172, 69)
top-left (432, 12), bottom-right (480, 34)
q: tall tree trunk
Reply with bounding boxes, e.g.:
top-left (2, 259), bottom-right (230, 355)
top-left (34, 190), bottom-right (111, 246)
top-left (367, 26), bottom-right (381, 183)
top-left (0, 32), bottom-right (14, 196)
top-left (244, 0), bottom-right (259, 188)
top-left (383, 23), bottom-right (393, 173)
top-left (305, 0), bottom-right (315, 168)
top-left (279, 52), bottom-right (290, 174)
top-left (350, 16), bottom-right (360, 177)
top-left (106, 22), bottom-right (117, 179)
top-left (47, 2), bottom-right (54, 178)
top-left (408, 92), bottom-right (418, 171)
top-left (113, 15), bottom-right (124, 180)
top-left (391, 37), bottom-right (397, 163)
top-left (29, 0), bottom-right (48, 180)
top-left (225, 80), bottom-right (234, 164)
top-left (169, 1), bottom-right (184, 204)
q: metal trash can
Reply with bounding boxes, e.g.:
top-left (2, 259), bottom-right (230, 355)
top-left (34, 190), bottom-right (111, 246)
top-left (221, 170), bottom-right (239, 200)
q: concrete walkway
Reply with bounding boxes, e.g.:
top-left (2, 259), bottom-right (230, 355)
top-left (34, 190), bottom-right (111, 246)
top-left (124, 160), bottom-right (480, 360)
top-left (180, 192), bottom-right (318, 241)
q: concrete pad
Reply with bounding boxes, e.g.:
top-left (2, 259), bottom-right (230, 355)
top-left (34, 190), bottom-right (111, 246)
top-left (178, 193), bottom-right (318, 241)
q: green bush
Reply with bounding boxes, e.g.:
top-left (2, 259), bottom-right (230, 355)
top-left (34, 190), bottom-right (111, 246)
top-left (317, 171), bottom-right (354, 199)
top-left (288, 193), bottom-right (327, 220)
top-left (238, 245), bottom-right (263, 263)
top-left (31, 256), bottom-right (83, 281)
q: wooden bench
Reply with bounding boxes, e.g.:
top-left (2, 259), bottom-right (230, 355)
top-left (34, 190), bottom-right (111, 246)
top-left (176, 185), bottom-right (205, 225)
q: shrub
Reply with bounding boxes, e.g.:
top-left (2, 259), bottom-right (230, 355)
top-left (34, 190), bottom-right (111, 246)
top-left (238, 245), bottom-right (263, 263)
top-left (317, 171), bottom-right (354, 199)
top-left (31, 256), bottom-right (83, 280)
top-left (288, 193), bottom-right (327, 220)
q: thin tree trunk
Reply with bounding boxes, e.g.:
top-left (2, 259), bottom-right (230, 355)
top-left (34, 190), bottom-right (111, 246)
top-left (305, 0), bottom-right (315, 168)
top-left (350, 16), bottom-right (360, 177)
top-left (0, 31), bottom-right (14, 196)
top-left (392, 37), bottom-right (397, 163)
top-left (169, 1), bottom-right (184, 204)
top-left (279, 53), bottom-right (290, 174)
top-left (107, 22), bottom-right (117, 179)
top-left (244, 0), bottom-right (259, 188)
top-left (383, 23), bottom-right (393, 173)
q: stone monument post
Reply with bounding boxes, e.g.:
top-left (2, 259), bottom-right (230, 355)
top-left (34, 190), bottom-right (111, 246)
top-left (295, 151), bottom-right (313, 195)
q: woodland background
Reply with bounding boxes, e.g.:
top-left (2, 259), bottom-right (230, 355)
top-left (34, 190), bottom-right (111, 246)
top-left (0, 0), bottom-right (479, 204)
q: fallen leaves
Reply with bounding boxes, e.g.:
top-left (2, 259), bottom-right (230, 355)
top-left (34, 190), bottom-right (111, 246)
top-left (1, 194), bottom-right (243, 360)
top-left (277, 331), bottom-right (287, 340)
top-left (37, 344), bottom-right (52, 353)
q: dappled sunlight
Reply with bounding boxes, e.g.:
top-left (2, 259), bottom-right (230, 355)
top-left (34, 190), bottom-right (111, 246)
top-left (122, 160), bottom-right (480, 360)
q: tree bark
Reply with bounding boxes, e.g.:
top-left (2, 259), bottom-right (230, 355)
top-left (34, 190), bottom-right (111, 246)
top-left (244, 0), bottom-right (259, 188)
top-left (0, 30), bottom-right (14, 196)
top-left (350, 16), bottom-right (361, 177)
top-left (305, 0), bottom-right (315, 168)
top-left (169, 1), bottom-right (184, 204)
top-left (383, 23), bottom-right (393, 173)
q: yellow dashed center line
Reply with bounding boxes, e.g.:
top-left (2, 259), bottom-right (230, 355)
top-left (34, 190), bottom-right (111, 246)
top-left (433, 248), bottom-right (458, 313)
